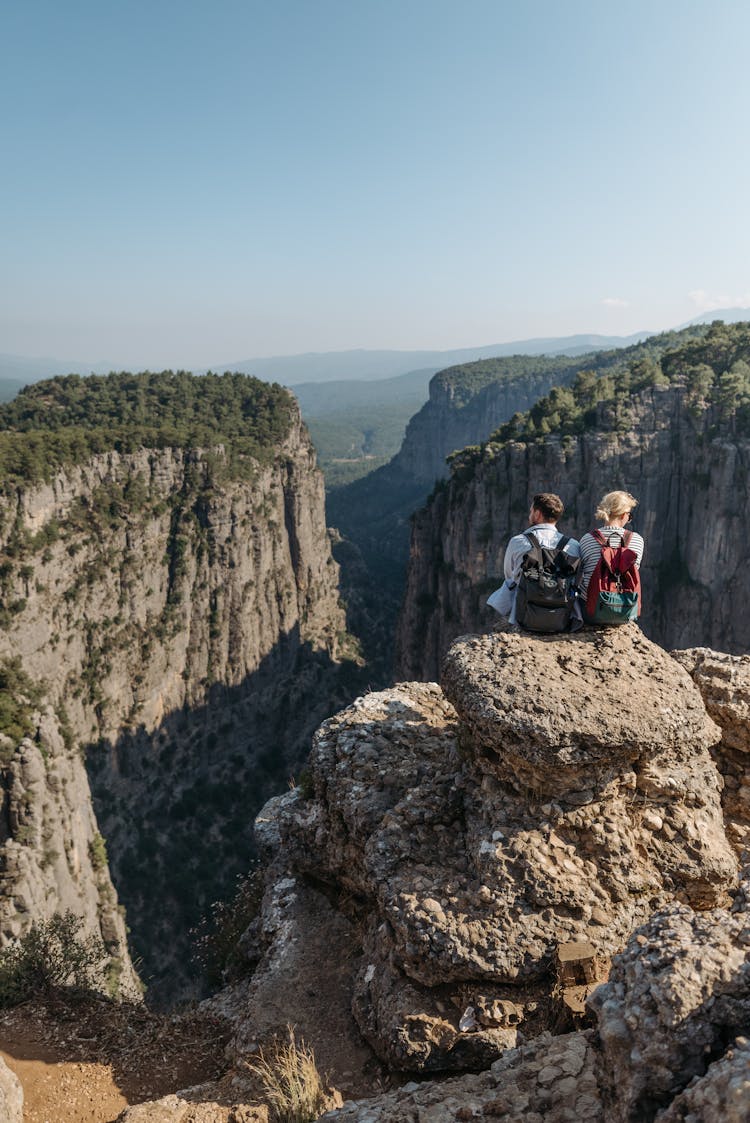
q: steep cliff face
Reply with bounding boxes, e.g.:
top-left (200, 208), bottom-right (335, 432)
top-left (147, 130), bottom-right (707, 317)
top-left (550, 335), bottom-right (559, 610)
top-left (0, 417), bottom-right (345, 732)
top-left (394, 360), bottom-right (584, 485)
top-left (397, 380), bottom-right (750, 681)
top-left (390, 328), bottom-right (707, 487)
top-left (0, 390), bottom-right (355, 1000)
top-left (0, 696), bottom-right (138, 996)
top-left (327, 329), bottom-right (709, 682)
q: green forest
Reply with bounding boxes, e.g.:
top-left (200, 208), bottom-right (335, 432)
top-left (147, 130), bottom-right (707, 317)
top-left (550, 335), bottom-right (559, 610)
top-left (448, 321), bottom-right (750, 478)
top-left (0, 371), bottom-right (295, 490)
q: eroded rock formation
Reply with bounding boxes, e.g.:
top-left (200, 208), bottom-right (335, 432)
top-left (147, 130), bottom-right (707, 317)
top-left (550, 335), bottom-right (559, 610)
top-left (672, 647), bottom-right (750, 852)
top-left (243, 627), bottom-right (736, 1076)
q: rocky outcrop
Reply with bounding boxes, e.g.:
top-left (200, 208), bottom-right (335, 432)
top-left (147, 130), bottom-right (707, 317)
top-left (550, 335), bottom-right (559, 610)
top-left (672, 647), bottom-right (750, 851)
top-left (396, 384), bottom-right (750, 682)
top-left (245, 627), bottom-right (736, 1075)
top-left (323, 1031), bottom-right (601, 1122)
top-left (0, 1056), bottom-right (22, 1123)
top-left (0, 410), bottom-right (355, 1000)
top-left (320, 877), bottom-right (750, 1121)
top-left (590, 874), bottom-right (750, 1122)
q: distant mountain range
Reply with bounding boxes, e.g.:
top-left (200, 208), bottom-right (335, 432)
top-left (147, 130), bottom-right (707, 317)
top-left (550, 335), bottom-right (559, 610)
top-left (214, 333), bottom-right (654, 385)
top-left (1, 310), bottom-right (748, 400)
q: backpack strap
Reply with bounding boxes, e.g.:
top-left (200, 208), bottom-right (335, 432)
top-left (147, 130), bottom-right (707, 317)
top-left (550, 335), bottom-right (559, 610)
top-left (591, 529), bottom-right (607, 547)
top-left (622, 530), bottom-right (633, 547)
top-left (522, 531), bottom-right (545, 568)
top-left (556, 535), bottom-right (570, 553)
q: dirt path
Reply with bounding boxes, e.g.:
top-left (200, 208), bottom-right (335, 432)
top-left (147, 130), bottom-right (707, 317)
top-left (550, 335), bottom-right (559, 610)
top-left (0, 994), bottom-right (231, 1123)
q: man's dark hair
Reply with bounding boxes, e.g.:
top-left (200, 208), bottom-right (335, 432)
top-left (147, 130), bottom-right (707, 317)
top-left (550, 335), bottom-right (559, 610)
top-left (531, 492), bottom-right (564, 522)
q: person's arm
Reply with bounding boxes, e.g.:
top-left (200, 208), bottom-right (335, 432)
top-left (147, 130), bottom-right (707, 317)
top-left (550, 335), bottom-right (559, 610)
top-left (631, 532), bottom-right (645, 567)
top-left (504, 534), bottom-right (529, 584)
top-left (578, 533), bottom-right (600, 593)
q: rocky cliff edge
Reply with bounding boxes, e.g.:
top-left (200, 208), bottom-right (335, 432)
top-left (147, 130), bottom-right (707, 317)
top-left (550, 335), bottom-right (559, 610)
top-left (232, 626), bottom-right (738, 1080)
top-left (120, 629), bottom-right (750, 1121)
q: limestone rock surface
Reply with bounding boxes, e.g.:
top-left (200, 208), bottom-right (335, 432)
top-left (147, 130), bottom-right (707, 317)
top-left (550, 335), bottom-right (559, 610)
top-left (0, 706), bottom-right (138, 995)
top-left (672, 646), bottom-right (750, 852)
top-left (269, 629), bottom-right (736, 1072)
top-left (0, 415), bottom-right (356, 1001)
top-left (0, 1056), bottom-right (23, 1123)
top-left (655, 1038), bottom-right (750, 1123)
top-left (442, 627), bottom-right (720, 793)
top-left (321, 1030), bottom-right (601, 1122)
top-left (590, 873), bottom-right (750, 1123)
top-left (116, 1088), bottom-right (266, 1122)
top-left (672, 647), bottom-right (750, 754)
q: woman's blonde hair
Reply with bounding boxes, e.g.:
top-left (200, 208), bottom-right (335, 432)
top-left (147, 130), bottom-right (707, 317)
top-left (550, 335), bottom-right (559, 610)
top-left (595, 490), bottom-right (638, 524)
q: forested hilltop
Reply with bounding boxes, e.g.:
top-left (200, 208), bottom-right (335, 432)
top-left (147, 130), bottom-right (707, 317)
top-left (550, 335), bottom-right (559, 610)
top-left (0, 369), bottom-right (358, 1002)
top-left (449, 319), bottom-right (750, 474)
top-left (397, 320), bottom-right (750, 679)
top-left (0, 371), bottom-right (294, 488)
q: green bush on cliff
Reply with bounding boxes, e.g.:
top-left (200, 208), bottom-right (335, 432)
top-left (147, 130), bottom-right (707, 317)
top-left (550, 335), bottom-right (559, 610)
top-left (0, 657), bottom-right (45, 752)
top-left (0, 912), bottom-right (108, 1006)
top-left (449, 321), bottom-right (750, 477)
top-left (0, 370), bottom-right (296, 490)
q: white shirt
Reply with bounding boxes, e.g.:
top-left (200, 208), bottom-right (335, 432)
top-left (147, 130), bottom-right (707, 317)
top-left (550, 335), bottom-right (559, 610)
top-left (487, 523), bottom-right (581, 624)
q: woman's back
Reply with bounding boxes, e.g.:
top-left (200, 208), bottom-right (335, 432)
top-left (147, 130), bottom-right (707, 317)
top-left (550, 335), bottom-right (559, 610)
top-left (579, 525), bottom-right (645, 596)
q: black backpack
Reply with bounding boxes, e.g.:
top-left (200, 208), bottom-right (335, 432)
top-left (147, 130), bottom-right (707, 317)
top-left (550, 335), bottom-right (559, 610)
top-left (515, 531), bottom-right (580, 633)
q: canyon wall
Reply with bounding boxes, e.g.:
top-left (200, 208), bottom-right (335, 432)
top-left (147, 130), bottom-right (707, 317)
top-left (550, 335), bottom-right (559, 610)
top-left (396, 381), bottom-right (750, 681)
top-left (0, 408), bottom-right (355, 999)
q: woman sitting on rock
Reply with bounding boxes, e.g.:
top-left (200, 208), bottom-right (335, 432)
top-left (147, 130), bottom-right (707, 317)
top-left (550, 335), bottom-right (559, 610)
top-left (579, 491), bottom-right (644, 624)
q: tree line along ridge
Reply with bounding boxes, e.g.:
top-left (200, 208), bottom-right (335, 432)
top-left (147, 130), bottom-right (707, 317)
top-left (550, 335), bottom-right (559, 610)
top-left (0, 370), bottom-right (296, 491)
top-left (447, 320), bottom-right (750, 478)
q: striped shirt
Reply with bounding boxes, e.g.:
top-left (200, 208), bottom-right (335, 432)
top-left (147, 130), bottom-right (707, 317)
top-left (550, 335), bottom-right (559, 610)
top-left (578, 526), bottom-right (645, 596)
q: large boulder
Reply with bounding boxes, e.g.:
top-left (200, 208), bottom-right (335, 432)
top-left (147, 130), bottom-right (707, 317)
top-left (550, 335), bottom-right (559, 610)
top-left (589, 873), bottom-right (750, 1123)
top-left (442, 626), bottom-right (720, 795)
top-left (271, 629), bottom-right (737, 1072)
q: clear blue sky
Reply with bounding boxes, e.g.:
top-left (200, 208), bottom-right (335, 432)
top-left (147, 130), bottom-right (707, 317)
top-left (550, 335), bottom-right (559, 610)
top-left (2, 0), bottom-right (749, 369)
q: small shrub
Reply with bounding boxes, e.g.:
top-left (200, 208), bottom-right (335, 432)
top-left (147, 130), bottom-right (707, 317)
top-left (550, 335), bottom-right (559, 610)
top-left (247, 1027), bottom-right (328, 1123)
top-left (191, 864), bottom-right (264, 986)
top-left (0, 912), bottom-right (107, 1007)
top-left (89, 832), bottom-right (108, 871)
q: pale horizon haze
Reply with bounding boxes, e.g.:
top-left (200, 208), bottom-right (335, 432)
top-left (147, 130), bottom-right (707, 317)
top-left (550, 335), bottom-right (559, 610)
top-left (2, 0), bottom-right (749, 370)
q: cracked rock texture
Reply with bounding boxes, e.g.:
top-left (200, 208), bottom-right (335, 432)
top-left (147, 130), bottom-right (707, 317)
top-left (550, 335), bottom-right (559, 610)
top-left (321, 1030), bottom-right (601, 1122)
top-left (654, 1038), bottom-right (750, 1122)
top-left (590, 871), bottom-right (750, 1122)
top-left (261, 627), bottom-right (736, 1073)
top-left (672, 647), bottom-right (750, 852)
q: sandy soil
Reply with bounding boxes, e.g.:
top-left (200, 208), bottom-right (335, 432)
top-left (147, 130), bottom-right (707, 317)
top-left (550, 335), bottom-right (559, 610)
top-left (0, 992), bottom-right (231, 1123)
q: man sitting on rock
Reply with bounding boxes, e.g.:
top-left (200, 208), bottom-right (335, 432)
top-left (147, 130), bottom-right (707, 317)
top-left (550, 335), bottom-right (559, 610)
top-left (487, 492), bottom-right (581, 631)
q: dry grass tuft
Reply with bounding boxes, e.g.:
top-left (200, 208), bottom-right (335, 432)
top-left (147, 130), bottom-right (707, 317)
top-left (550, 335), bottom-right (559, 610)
top-left (247, 1026), bottom-right (329, 1123)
